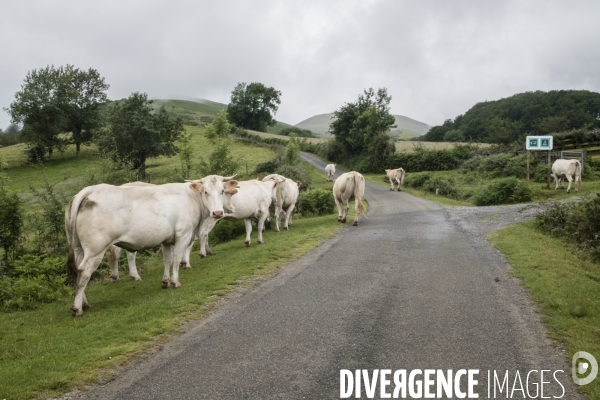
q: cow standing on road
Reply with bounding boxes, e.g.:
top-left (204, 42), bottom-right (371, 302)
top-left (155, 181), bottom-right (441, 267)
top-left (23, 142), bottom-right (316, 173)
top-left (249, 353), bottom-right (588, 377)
top-left (385, 167), bottom-right (406, 191)
top-left (551, 159), bottom-right (582, 193)
top-left (325, 164), bottom-right (336, 181)
top-left (65, 175), bottom-right (238, 316)
top-left (333, 171), bottom-right (367, 226)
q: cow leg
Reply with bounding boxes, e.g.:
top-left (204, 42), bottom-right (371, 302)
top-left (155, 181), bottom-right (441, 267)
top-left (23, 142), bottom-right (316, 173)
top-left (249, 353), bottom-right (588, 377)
top-left (161, 245), bottom-right (173, 288)
top-left (71, 253), bottom-right (104, 316)
top-left (273, 204), bottom-right (282, 232)
top-left (341, 200), bottom-right (349, 223)
top-left (283, 203), bottom-right (295, 230)
top-left (389, 179), bottom-right (394, 190)
top-left (181, 242), bottom-right (193, 269)
top-left (107, 245), bottom-right (122, 282)
top-left (334, 195), bottom-right (343, 222)
top-left (257, 212), bottom-right (268, 244)
top-left (244, 219), bottom-right (253, 247)
top-left (126, 251), bottom-right (142, 281)
top-left (397, 179), bottom-right (402, 191)
top-left (169, 242), bottom-right (189, 288)
top-left (566, 175), bottom-right (573, 193)
top-left (199, 218), bottom-right (218, 258)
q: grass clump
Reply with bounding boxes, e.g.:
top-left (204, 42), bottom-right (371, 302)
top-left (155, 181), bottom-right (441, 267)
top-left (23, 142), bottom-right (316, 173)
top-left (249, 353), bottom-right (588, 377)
top-left (471, 177), bottom-right (533, 206)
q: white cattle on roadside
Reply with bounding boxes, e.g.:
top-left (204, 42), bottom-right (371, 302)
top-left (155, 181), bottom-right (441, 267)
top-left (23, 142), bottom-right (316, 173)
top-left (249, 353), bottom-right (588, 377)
top-left (385, 167), bottom-right (405, 191)
top-left (262, 174), bottom-right (301, 231)
top-left (332, 171), bottom-right (367, 226)
top-left (65, 175), bottom-right (239, 316)
top-left (551, 159), bottom-right (582, 193)
top-left (325, 164), bottom-right (336, 181)
top-left (198, 179), bottom-right (279, 256)
top-left (106, 179), bottom-right (238, 282)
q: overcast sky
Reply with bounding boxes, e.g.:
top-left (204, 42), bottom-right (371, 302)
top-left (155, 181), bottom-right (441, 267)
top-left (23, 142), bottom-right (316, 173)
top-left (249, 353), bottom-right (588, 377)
top-left (2, 0), bottom-right (600, 131)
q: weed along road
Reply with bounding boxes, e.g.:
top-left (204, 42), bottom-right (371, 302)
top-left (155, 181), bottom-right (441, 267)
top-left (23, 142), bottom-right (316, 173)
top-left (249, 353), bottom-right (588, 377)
top-left (79, 153), bottom-right (581, 400)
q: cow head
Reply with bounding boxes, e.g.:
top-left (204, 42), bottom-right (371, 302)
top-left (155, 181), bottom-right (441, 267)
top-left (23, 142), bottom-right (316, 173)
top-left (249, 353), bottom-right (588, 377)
top-left (188, 175), bottom-right (239, 218)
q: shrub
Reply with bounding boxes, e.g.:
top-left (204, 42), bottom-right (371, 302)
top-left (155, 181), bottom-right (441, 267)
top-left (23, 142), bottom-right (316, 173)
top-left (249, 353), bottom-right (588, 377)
top-left (460, 154), bottom-right (527, 178)
top-left (471, 178), bottom-right (533, 206)
top-left (0, 255), bottom-right (71, 311)
top-left (297, 189), bottom-right (336, 217)
top-left (275, 164), bottom-right (311, 191)
top-left (254, 157), bottom-right (282, 174)
top-left (0, 187), bottom-right (22, 266)
top-left (405, 172), bottom-right (433, 188)
top-left (208, 220), bottom-right (248, 245)
top-left (386, 144), bottom-right (476, 172)
top-left (422, 176), bottom-right (460, 199)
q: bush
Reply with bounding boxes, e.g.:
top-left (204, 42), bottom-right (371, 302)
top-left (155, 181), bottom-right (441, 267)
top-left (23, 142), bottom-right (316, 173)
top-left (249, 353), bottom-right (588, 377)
top-left (0, 255), bottom-right (71, 311)
top-left (386, 144), bottom-right (476, 172)
top-left (275, 164), bottom-right (311, 191)
top-left (405, 172), bottom-right (433, 188)
top-left (297, 189), bottom-right (336, 217)
top-left (460, 154), bottom-right (528, 178)
top-left (0, 187), bottom-right (22, 266)
top-left (471, 178), bottom-right (533, 206)
top-left (422, 176), bottom-right (460, 199)
top-left (254, 157), bottom-right (282, 174)
top-left (536, 194), bottom-right (600, 259)
top-left (208, 220), bottom-right (248, 245)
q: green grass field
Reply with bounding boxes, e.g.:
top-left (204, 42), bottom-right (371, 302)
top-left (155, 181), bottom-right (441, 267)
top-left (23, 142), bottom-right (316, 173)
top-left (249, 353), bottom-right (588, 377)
top-left (489, 222), bottom-right (600, 400)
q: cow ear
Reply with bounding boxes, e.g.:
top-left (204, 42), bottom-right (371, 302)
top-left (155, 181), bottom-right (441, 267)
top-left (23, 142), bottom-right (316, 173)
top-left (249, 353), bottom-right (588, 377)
top-left (189, 182), bottom-right (202, 193)
top-left (226, 180), bottom-right (239, 189)
top-left (296, 181), bottom-right (301, 187)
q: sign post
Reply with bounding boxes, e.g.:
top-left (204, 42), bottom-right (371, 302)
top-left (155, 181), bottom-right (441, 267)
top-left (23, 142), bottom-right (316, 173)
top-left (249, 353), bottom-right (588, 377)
top-left (525, 136), bottom-right (553, 188)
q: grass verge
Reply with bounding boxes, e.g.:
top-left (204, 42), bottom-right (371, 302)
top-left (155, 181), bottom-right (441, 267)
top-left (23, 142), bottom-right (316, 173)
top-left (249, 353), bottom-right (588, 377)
top-left (0, 216), bottom-right (344, 399)
top-left (488, 221), bottom-right (600, 400)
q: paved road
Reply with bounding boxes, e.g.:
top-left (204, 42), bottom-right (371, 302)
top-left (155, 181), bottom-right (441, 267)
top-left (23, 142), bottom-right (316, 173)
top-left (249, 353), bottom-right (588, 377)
top-left (78, 154), bottom-right (580, 399)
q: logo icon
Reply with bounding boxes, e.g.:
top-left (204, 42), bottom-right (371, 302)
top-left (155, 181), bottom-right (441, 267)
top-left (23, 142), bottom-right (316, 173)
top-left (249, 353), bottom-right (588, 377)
top-left (572, 351), bottom-right (598, 385)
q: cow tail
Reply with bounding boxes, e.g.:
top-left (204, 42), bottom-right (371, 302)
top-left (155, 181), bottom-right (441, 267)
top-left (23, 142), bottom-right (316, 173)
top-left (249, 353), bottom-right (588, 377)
top-left (65, 187), bottom-right (93, 278)
top-left (576, 161), bottom-right (582, 189)
top-left (354, 173), bottom-right (367, 215)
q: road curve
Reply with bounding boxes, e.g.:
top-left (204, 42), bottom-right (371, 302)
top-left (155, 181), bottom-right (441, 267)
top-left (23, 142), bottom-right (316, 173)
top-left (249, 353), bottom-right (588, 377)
top-left (78, 153), bottom-right (581, 399)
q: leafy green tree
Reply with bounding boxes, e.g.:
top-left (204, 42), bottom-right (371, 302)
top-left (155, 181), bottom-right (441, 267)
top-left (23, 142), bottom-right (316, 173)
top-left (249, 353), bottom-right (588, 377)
top-left (329, 88), bottom-right (396, 170)
top-left (486, 117), bottom-right (522, 145)
top-left (283, 134), bottom-right (302, 165)
top-left (105, 92), bottom-right (183, 177)
top-left (198, 142), bottom-right (239, 177)
top-left (204, 109), bottom-right (230, 144)
top-left (226, 82), bottom-right (281, 132)
top-left (63, 66), bottom-right (110, 156)
top-left (443, 129), bottom-right (465, 142)
top-left (5, 65), bottom-right (70, 160)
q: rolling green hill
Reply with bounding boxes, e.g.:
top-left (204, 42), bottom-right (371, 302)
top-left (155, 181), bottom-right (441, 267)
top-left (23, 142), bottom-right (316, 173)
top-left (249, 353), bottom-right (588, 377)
top-left (294, 113), bottom-right (431, 140)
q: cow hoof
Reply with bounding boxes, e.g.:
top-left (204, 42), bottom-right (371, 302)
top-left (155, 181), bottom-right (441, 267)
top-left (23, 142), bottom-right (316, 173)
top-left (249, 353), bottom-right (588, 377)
top-left (171, 282), bottom-right (182, 288)
top-left (71, 306), bottom-right (83, 317)
top-left (82, 303), bottom-right (91, 310)
top-left (161, 281), bottom-right (169, 289)
top-left (285, 226), bottom-right (289, 231)
top-left (341, 218), bottom-right (347, 223)
top-left (567, 190), bottom-right (571, 193)
top-left (275, 228), bottom-right (280, 232)
top-left (200, 253), bottom-right (206, 258)
top-left (245, 241), bottom-right (251, 247)
top-left (131, 276), bottom-right (142, 282)
top-left (110, 276), bottom-right (120, 283)
top-left (353, 221), bottom-right (358, 226)
top-left (398, 189), bottom-right (402, 192)
top-left (389, 188), bottom-right (393, 191)
top-left (182, 264), bottom-right (191, 269)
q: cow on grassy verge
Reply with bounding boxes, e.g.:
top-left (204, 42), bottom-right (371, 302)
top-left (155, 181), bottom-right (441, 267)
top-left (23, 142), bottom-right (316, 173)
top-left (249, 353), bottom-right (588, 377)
top-left (262, 174), bottom-right (301, 231)
top-left (551, 159), bottom-right (582, 193)
top-left (385, 167), bottom-right (405, 191)
top-left (106, 179), bottom-right (238, 282)
top-left (333, 171), bottom-right (367, 226)
top-left (325, 164), bottom-right (336, 181)
top-left (65, 175), bottom-right (238, 316)
top-left (198, 179), bottom-right (279, 257)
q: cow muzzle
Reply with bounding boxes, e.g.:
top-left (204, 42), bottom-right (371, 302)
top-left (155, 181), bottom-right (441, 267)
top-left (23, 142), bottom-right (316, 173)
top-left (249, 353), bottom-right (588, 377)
top-left (212, 210), bottom-right (224, 218)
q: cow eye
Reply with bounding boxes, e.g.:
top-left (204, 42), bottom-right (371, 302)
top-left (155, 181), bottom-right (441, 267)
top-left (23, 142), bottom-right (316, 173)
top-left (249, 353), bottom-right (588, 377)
top-left (204, 191), bottom-right (209, 196)
top-left (221, 189), bottom-right (224, 194)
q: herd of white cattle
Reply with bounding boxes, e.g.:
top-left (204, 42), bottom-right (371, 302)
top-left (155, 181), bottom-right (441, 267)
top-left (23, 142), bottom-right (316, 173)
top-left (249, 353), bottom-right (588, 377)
top-left (64, 158), bottom-right (582, 316)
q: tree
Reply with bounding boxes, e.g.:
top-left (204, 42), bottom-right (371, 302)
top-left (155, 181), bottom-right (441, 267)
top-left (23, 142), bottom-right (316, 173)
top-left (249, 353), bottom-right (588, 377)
top-left (329, 88), bottom-right (396, 170)
top-left (199, 109), bottom-right (238, 176)
top-left (204, 109), bottom-right (230, 144)
top-left (5, 65), bottom-right (70, 160)
top-left (226, 82), bottom-right (281, 132)
top-left (105, 92), bottom-right (183, 177)
top-left (63, 66), bottom-right (110, 156)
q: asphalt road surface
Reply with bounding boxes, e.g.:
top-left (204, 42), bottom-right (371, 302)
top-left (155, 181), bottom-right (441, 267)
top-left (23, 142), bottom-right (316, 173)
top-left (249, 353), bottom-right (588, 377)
top-left (76, 153), bottom-right (581, 400)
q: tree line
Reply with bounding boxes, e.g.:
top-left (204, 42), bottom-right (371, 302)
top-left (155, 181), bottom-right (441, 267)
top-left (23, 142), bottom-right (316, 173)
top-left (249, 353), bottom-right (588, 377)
top-left (423, 90), bottom-right (600, 145)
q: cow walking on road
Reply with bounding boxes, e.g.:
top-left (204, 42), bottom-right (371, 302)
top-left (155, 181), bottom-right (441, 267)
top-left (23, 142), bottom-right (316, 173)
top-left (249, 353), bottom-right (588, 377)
top-left (551, 159), bottom-right (582, 193)
top-left (333, 171), bottom-right (367, 226)
top-left (262, 174), bottom-right (301, 231)
top-left (385, 167), bottom-right (405, 191)
top-left (325, 164), bottom-right (336, 181)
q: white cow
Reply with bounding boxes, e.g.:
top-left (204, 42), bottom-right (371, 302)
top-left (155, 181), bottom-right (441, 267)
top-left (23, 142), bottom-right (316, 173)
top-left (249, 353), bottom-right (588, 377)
top-left (65, 175), bottom-right (239, 316)
top-left (106, 179), bottom-right (238, 282)
top-left (262, 174), bottom-right (301, 231)
top-left (551, 159), bottom-right (582, 193)
top-left (333, 171), bottom-right (367, 226)
top-left (325, 164), bottom-right (336, 181)
top-left (385, 167), bottom-right (405, 191)
top-left (198, 179), bottom-right (278, 256)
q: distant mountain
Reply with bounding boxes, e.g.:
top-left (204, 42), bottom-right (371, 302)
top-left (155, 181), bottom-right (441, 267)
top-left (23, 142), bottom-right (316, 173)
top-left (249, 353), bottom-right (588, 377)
top-left (295, 113), bottom-right (431, 139)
